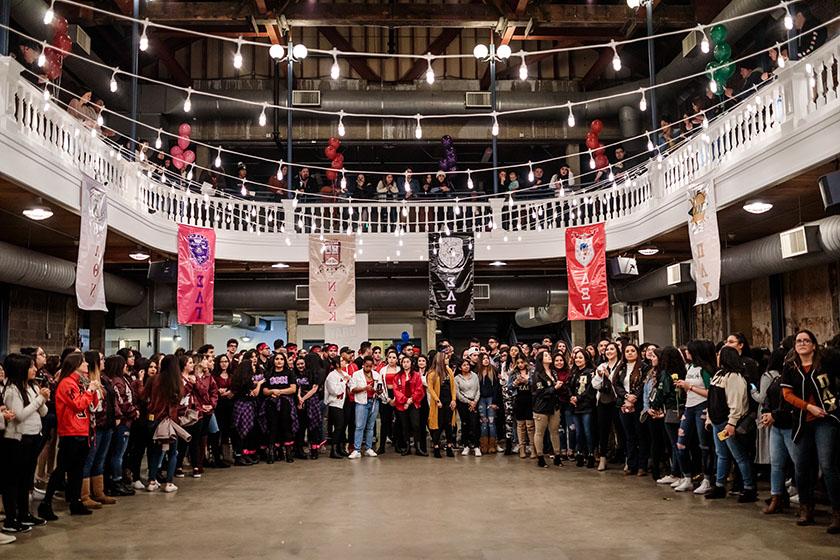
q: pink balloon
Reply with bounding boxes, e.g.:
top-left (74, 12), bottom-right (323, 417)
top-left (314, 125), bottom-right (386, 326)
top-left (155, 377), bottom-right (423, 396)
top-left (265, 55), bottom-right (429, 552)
top-left (172, 157), bottom-right (185, 170)
top-left (169, 145), bottom-right (183, 157)
top-left (182, 150), bottom-right (195, 164)
top-left (178, 123), bottom-right (192, 137)
top-left (177, 136), bottom-right (190, 150)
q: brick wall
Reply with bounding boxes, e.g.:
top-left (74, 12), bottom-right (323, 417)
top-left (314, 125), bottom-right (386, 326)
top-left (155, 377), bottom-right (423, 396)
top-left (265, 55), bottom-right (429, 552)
top-left (7, 286), bottom-right (82, 355)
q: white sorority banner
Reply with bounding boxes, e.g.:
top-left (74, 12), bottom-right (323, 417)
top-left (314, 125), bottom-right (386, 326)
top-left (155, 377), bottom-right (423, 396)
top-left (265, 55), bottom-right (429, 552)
top-left (76, 175), bottom-right (108, 311)
top-left (309, 235), bottom-right (356, 325)
top-left (687, 183), bottom-right (721, 305)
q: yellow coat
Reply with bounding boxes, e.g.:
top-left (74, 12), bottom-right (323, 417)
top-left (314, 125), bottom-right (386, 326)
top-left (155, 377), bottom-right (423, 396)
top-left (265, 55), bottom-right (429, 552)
top-left (427, 367), bottom-right (457, 430)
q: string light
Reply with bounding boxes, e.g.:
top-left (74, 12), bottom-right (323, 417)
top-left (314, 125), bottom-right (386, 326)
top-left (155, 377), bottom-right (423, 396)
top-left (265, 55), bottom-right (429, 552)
top-left (258, 103), bottom-right (267, 126)
top-left (646, 131), bottom-right (654, 152)
top-left (404, 172), bottom-right (412, 194)
top-left (588, 151), bottom-right (596, 170)
top-left (37, 42), bottom-right (47, 67)
top-left (109, 68), bottom-right (119, 92)
top-left (44, 1), bottom-right (55, 24)
top-left (139, 18), bottom-right (149, 52)
top-left (709, 74), bottom-right (718, 93)
top-left (414, 114), bottom-right (423, 139)
top-left (42, 84), bottom-right (50, 110)
top-left (518, 53), bottom-right (528, 81)
top-left (776, 43), bottom-right (785, 68)
top-left (337, 110), bottom-right (346, 137)
top-left (340, 170), bottom-right (347, 191)
top-left (783, 2), bottom-right (793, 30)
top-left (269, 44), bottom-right (285, 60)
top-left (233, 36), bottom-right (243, 69)
top-left (214, 147), bottom-right (222, 168)
top-left (698, 25), bottom-right (710, 54)
top-left (610, 40), bottom-right (621, 71)
top-left (276, 160), bottom-right (284, 181)
top-left (154, 128), bottom-right (162, 149)
top-left (187, 166), bottom-right (194, 181)
top-left (491, 113), bottom-right (499, 137)
top-left (639, 88), bottom-right (647, 112)
top-left (566, 102), bottom-right (575, 127)
top-left (527, 161), bottom-right (534, 183)
top-left (466, 169), bottom-right (474, 190)
top-left (240, 181), bottom-right (248, 196)
top-left (330, 49), bottom-right (340, 80)
top-left (425, 54), bottom-right (435, 85)
top-left (292, 43), bottom-right (308, 60)
top-left (183, 87), bottom-right (192, 112)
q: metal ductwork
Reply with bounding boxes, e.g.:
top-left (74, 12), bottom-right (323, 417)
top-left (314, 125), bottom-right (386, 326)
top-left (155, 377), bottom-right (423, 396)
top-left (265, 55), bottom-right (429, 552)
top-left (612, 215), bottom-right (840, 303)
top-left (212, 311), bottom-right (269, 332)
top-left (0, 240), bottom-right (145, 306)
top-left (514, 288), bottom-right (569, 328)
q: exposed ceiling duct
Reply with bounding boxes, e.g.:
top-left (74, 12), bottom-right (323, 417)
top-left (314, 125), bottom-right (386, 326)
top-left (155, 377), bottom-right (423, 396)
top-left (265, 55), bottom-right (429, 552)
top-left (514, 288), bottom-right (568, 328)
top-left (212, 311), bottom-right (269, 332)
top-left (612, 215), bottom-right (840, 303)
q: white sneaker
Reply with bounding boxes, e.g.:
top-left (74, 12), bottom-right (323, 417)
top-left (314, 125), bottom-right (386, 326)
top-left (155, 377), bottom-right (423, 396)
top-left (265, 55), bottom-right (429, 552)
top-left (0, 533), bottom-right (16, 545)
top-left (670, 478), bottom-right (683, 488)
top-left (146, 480), bottom-right (160, 492)
top-left (693, 479), bottom-right (713, 495)
top-left (496, 445), bottom-right (505, 453)
top-left (674, 477), bottom-right (694, 492)
top-left (473, 447), bottom-right (482, 457)
top-left (364, 449), bottom-right (378, 457)
top-left (162, 483), bottom-right (178, 493)
top-left (133, 480), bottom-right (146, 490)
top-left (348, 450), bottom-right (362, 459)
top-left (790, 493), bottom-right (800, 505)
top-left (32, 487), bottom-right (46, 498)
top-left (461, 447), bottom-right (470, 456)
top-left (512, 444), bottom-right (520, 453)
top-left (656, 475), bottom-right (679, 485)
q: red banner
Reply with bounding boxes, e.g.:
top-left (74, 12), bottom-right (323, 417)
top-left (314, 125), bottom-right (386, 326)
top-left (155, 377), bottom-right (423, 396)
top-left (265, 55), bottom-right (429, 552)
top-left (565, 223), bottom-right (609, 320)
top-left (177, 224), bottom-right (215, 324)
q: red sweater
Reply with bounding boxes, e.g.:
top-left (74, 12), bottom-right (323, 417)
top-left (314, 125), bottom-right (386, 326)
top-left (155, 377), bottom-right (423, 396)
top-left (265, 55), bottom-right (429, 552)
top-left (55, 373), bottom-right (98, 437)
top-left (407, 371), bottom-right (425, 409)
top-left (189, 374), bottom-right (219, 417)
top-left (393, 371), bottom-right (425, 411)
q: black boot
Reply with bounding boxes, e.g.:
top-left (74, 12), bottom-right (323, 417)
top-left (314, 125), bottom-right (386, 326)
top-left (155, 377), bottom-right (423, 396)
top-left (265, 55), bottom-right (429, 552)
top-left (738, 489), bottom-right (758, 503)
top-left (538, 456), bottom-right (548, 468)
top-left (446, 447), bottom-right (454, 458)
top-left (338, 444), bottom-right (349, 457)
top-left (330, 445), bottom-right (343, 459)
top-left (310, 446), bottom-right (320, 460)
top-left (705, 485), bottom-right (727, 500)
top-left (266, 447), bottom-right (275, 464)
top-left (69, 502), bottom-right (93, 516)
top-left (553, 454), bottom-right (564, 467)
top-left (38, 501), bottom-right (58, 522)
top-left (433, 447), bottom-right (442, 459)
top-left (285, 445), bottom-right (295, 463)
top-left (504, 439), bottom-right (513, 456)
top-left (586, 455), bottom-right (596, 469)
top-left (576, 453), bottom-right (585, 467)
top-left (294, 445), bottom-right (308, 460)
top-left (414, 444), bottom-right (428, 457)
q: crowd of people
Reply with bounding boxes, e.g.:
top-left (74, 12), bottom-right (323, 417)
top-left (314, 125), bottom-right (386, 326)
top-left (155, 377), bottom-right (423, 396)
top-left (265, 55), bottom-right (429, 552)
top-left (1, 328), bottom-right (839, 545)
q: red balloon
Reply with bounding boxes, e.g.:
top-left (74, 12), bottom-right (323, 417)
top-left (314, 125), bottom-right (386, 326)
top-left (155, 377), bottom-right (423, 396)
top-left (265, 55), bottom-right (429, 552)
top-left (590, 119), bottom-right (604, 135)
top-left (182, 150), bottom-right (195, 164)
top-left (324, 146), bottom-right (337, 160)
top-left (585, 132), bottom-right (599, 150)
top-left (170, 145), bottom-right (183, 157)
top-left (595, 154), bottom-right (609, 169)
top-left (178, 123), bottom-right (192, 137)
top-left (53, 17), bottom-right (68, 36)
top-left (54, 33), bottom-right (72, 53)
top-left (594, 147), bottom-right (606, 158)
top-left (172, 157), bottom-right (185, 170)
top-left (177, 135), bottom-right (190, 150)
top-left (328, 136), bottom-right (340, 149)
top-left (330, 158), bottom-right (344, 170)
top-left (325, 170), bottom-right (337, 181)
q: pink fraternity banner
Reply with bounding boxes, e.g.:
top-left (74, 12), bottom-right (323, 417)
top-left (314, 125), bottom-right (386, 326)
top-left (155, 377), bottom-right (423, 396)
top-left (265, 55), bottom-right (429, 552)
top-left (309, 235), bottom-right (356, 325)
top-left (565, 223), bottom-right (609, 321)
top-left (177, 224), bottom-right (215, 324)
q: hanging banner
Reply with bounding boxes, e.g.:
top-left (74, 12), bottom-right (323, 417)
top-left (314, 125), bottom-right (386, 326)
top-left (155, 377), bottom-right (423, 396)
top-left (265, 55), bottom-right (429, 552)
top-left (75, 175), bottom-right (108, 311)
top-left (428, 233), bottom-right (474, 320)
top-left (566, 223), bottom-right (609, 320)
top-left (688, 183), bottom-right (721, 305)
top-left (177, 224), bottom-right (215, 324)
top-left (309, 235), bottom-right (356, 325)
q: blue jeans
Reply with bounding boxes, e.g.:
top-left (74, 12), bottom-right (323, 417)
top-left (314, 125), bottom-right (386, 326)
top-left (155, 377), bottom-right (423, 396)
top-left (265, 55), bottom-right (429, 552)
top-left (354, 400), bottom-right (380, 451)
top-left (148, 439), bottom-right (179, 484)
top-left (561, 405), bottom-right (576, 452)
top-left (712, 421), bottom-right (754, 489)
top-left (769, 426), bottom-right (794, 496)
top-left (83, 428), bottom-right (113, 477)
top-left (677, 404), bottom-right (713, 478)
top-left (109, 425), bottom-right (131, 482)
top-left (792, 419), bottom-right (840, 509)
top-left (573, 412), bottom-right (594, 455)
top-left (478, 397), bottom-right (497, 438)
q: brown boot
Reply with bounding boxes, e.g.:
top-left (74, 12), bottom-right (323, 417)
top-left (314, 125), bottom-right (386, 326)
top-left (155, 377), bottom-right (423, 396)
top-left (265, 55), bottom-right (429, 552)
top-left (488, 437), bottom-right (497, 454)
top-left (91, 475), bottom-right (116, 505)
top-left (762, 495), bottom-right (785, 515)
top-left (828, 510), bottom-right (840, 534)
top-left (525, 421), bottom-right (536, 458)
top-left (517, 423), bottom-right (527, 458)
top-left (479, 436), bottom-right (488, 454)
top-left (796, 504), bottom-right (815, 526)
top-left (81, 478), bottom-right (102, 509)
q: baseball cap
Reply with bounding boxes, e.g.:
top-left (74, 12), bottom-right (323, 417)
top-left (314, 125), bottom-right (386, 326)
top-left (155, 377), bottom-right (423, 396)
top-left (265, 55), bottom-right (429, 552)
top-left (256, 342), bottom-right (269, 352)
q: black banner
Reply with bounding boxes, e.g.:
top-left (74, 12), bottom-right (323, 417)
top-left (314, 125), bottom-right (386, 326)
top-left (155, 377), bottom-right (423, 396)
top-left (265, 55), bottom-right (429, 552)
top-left (428, 233), bottom-right (474, 321)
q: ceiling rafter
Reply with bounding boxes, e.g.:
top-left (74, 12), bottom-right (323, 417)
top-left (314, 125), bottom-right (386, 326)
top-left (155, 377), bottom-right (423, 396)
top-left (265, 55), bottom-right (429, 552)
top-left (317, 28), bottom-right (381, 82)
top-left (399, 28), bottom-right (462, 83)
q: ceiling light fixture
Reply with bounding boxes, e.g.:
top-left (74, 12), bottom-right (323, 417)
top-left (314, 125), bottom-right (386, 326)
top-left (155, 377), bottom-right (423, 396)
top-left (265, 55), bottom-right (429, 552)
top-left (743, 200), bottom-right (773, 214)
top-left (489, 260), bottom-right (507, 267)
top-left (637, 246), bottom-right (660, 256)
top-left (22, 199), bottom-right (54, 221)
top-left (129, 248), bottom-right (150, 260)
top-left (269, 44), bottom-right (285, 60)
top-left (271, 262), bottom-right (290, 268)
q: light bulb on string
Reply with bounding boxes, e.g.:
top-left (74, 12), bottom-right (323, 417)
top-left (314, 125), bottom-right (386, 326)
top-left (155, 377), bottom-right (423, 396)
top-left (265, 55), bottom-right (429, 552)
top-left (337, 111), bottom-right (346, 137)
top-left (425, 55), bottom-right (435, 85)
top-left (518, 54), bottom-right (528, 81)
top-left (491, 113), bottom-right (499, 137)
top-left (608, 166), bottom-right (615, 182)
top-left (466, 169), bottom-right (474, 190)
top-left (702, 112), bottom-right (709, 129)
top-left (37, 42), bottom-right (47, 67)
top-left (139, 19), bottom-right (149, 52)
top-left (776, 43), bottom-right (785, 68)
top-left (187, 166), bottom-right (194, 181)
top-left (589, 151), bottom-right (596, 170)
top-left (214, 147), bottom-right (222, 168)
top-left (566, 102), bottom-right (575, 127)
top-left (639, 88), bottom-right (647, 112)
top-left (42, 84), bottom-right (50, 111)
top-left (414, 114), bottom-right (423, 139)
top-left (258, 103), bottom-right (267, 127)
top-left (109, 68), bottom-right (119, 93)
top-left (240, 181), bottom-right (248, 196)
top-left (340, 170), bottom-right (347, 192)
top-left (44, 0), bottom-right (55, 24)
top-left (233, 37), bottom-right (243, 69)
top-left (330, 49), bottom-right (340, 80)
top-left (404, 172), bottom-right (412, 194)
top-left (454, 198), bottom-right (461, 216)
top-left (709, 74), bottom-right (718, 93)
top-left (698, 25), bottom-right (710, 54)
top-left (276, 160), bottom-right (284, 181)
top-left (783, 4), bottom-right (793, 30)
top-left (154, 129), bottom-right (162, 149)
top-left (610, 40), bottom-right (621, 71)
top-left (183, 88), bottom-right (192, 113)
top-left (527, 161), bottom-right (534, 183)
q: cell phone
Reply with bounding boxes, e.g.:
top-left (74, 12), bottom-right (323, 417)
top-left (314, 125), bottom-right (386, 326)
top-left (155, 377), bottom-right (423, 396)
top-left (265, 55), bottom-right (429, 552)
top-left (717, 429), bottom-right (730, 442)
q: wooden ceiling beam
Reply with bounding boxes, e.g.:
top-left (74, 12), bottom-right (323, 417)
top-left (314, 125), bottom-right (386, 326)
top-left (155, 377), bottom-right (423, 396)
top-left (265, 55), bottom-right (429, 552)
top-left (399, 28), bottom-right (462, 82)
top-left (317, 28), bottom-right (381, 82)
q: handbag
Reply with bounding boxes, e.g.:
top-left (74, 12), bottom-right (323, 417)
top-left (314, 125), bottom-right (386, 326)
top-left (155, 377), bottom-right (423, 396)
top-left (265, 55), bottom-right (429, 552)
top-left (735, 410), bottom-right (757, 435)
top-left (664, 407), bottom-right (681, 424)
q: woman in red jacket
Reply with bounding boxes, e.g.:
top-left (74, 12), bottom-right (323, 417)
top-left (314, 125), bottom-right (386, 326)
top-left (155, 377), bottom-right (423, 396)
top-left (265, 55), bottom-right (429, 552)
top-left (399, 356), bottom-right (427, 456)
top-left (37, 353), bottom-right (100, 519)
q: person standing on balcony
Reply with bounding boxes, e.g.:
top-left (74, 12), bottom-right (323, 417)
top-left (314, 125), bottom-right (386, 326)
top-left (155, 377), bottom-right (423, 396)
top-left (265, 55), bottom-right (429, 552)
top-left (793, 6), bottom-right (827, 59)
top-left (68, 92), bottom-right (97, 128)
top-left (550, 163), bottom-right (575, 197)
top-left (399, 169), bottom-right (419, 199)
top-left (291, 167), bottom-right (315, 201)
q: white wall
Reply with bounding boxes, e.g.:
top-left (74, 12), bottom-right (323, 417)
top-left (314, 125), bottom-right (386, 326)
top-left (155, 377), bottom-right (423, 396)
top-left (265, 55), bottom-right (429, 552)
top-left (293, 311), bottom-right (429, 352)
top-left (203, 319), bottom-right (288, 351)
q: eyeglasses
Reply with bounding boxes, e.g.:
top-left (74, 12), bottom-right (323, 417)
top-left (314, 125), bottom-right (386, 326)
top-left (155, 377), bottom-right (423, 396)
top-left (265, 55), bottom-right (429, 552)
top-left (795, 339), bottom-right (813, 344)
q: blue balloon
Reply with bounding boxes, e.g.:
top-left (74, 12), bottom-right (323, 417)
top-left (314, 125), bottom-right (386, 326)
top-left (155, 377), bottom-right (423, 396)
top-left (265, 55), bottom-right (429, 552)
top-left (401, 331), bottom-right (410, 342)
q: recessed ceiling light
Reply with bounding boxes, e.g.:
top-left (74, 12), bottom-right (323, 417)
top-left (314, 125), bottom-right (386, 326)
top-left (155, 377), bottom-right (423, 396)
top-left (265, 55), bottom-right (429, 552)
top-left (22, 200), bottom-right (53, 221)
top-left (743, 200), bottom-right (773, 214)
top-left (271, 262), bottom-right (290, 268)
top-left (489, 260), bottom-right (507, 266)
top-left (129, 249), bottom-right (151, 261)
top-left (638, 246), bottom-right (660, 256)
top-left (240, 335), bottom-right (252, 343)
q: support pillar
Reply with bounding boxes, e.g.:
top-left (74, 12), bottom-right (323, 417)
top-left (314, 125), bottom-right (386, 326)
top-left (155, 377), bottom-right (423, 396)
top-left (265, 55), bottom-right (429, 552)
top-left (287, 310), bottom-right (298, 346)
top-left (425, 317), bottom-right (437, 353)
top-left (191, 324), bottom-right (206, 350)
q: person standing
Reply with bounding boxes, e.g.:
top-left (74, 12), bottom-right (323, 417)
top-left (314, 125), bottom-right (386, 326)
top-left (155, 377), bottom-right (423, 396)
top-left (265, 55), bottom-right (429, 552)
top-left (511, 356), bottom-right (536, 459)
top-left (570, 349), bottom-right (596, 467)
top-left (531, 350), bottom-right (564, 468)
top-left (144, 355), bottom-right (183, 493)
top-left (106, 355), bottom-right (139, 496)
top-left (325, 356), bottom-right (348, 459)
top-left (592, 342), bottom-right (621, 471)
top-left (262, 353), bottom-right (297, 464)
top-left (348, 356), bottom-right (383, 458)
top-left (455, 359), bottom-right (481, 456)
top-left (294, 356), bottom-right (323, 460)
top-left (377, 350), bottom-right (401, 454)
top-left (427, 352), bottom-right (457, 458)
top-left (760, 347), bottom-right (794, 514)
top-left (476, 353), bottom-right (501, 455)
top-left (613, 343), bottom-right (648, 478)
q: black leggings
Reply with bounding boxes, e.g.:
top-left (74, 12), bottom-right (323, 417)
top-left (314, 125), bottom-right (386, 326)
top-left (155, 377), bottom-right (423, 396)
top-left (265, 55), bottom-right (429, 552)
top-left (127, 418), bottom-right (152, 481)
top-left (431, 402), bottom-right (455, 447)
top-left (45, 436), bottom-right (89, 506)
top-left (177, 416), bottom-right (209, 470)
top-left (1, 434), bottom-right (41, 523)
top-left (457, 402), bottom-right (480, 448)
top-left (596, 403), bottom-right (617, 456)
top-left (343, 398), bottom-right (356, 448)
top-left (379, 401), bottom-right (394, 449)
top-left (327, 406), bottom-right (345, 447)
top-left (267, 397), bottom-right (295, 447)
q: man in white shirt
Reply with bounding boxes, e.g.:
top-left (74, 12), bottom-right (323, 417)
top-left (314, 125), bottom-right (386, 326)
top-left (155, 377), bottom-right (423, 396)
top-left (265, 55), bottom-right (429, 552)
top-left (324, 358), bottom-right (348, 459)
top-left (348, 356), bottom-right (384, 458)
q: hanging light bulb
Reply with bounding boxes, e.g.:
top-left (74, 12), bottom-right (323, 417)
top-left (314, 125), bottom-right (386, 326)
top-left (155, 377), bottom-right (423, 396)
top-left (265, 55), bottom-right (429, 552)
top-left (566, 102), bottom-right (575, 128)
top-left (44, 0), bottom-right (55, 24)
top-left (610, 40), bottom-right (621, 72)
top-left (292, 43), bottom-right (308, 60)
top-left (337, 111), bottom-right (346, 137)
top-left (466, 169), bottom-right (474, 190)
top-left (109, 68), bottom-right (119, 93)
top-left (183, 88), bottom-right (192, 113)
top-left (404, 173), bottom-right (412, 194)
top-left (698, 25), bottom-right (710, 54)
top-left (42, 84), bottom-right (50, 109)
top-left (269, 44), bottom-right (285, 60)
top-left (154, 129), bottom-right (162, 150)
top-left (491, 113), bottom-right (499, 137)
top-left (702, 113), bottom-right (709, 129)
top-left (292, 194), bottom-right (298, 207)
top-left (454, 198), bottom-right (461, 216)
top-left (589, 151), bottom-right (596, 170)
top-left (139, 18), bottom-right (149, 52)
top-left (784, 4), bottom-right (793, 30)
top-left (709, 76), bottom-right (718, 93)
top-left (527, 161), bottom-right (534, 183)
top-left (37, 42), bottom-right (47, 67)
top-left (276, 160), bottom-right (284, 181)
top-left (639, 88), bottom-right (647, 112)
top-left (776, 43), bottom-right (785, 68)
top-left (214, 147), bottom-right (222, 168)
top-left (518, 54), bottom-right (528, 81)
top-left (340, 170), bottom-right (347, 191)
top-left (330, 49), bottom-right (340, 80)
top-left (97, 113), bottom-right (104, 127)
top-left (425, 55), bottom-right (435, 85)
top-left (646, 131), bottom-right (654, 152)
top-left (414, 114), bottom-right (423, 139)
top-left (258, 103), bottom-right (267, 126)
top-left (608, 167), bottom-right (615, 182)
top-left (240, 181), bottom-right (248, 196)
top-left (233, 37), bottom-right (243, 69)
top-left (187, 166), bottom-right (194, 181)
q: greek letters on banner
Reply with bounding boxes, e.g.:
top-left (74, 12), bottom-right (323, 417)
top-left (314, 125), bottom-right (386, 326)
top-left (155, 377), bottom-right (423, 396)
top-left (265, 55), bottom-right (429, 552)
top-left (177, 224), bottom-right (215, 324)
top-left (565, 223), bottom-right (609, 320)
top-left (75, 175), bottom-right (108, 311)
top-left (687, 183), bottom-right (721, 305)
top-left (309, 235), bottom-right (356, 325)
top-left (428, 233), bottom-right (474, 320)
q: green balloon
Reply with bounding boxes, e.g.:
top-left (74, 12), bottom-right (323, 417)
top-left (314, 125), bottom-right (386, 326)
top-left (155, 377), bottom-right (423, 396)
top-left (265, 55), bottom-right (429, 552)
top-left (709, 24), bottom-right (727, 44)
top-left (713, 42), bottom-right (731, 63)
top-left (713, 68), bottom-right (727, 84)
top-left (721, 62), bottom-right (736, 80)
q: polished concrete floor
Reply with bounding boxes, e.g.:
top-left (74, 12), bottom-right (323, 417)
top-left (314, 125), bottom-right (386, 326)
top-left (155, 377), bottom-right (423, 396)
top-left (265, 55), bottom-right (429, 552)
top-left (5, 454), bottom-right (838, 559)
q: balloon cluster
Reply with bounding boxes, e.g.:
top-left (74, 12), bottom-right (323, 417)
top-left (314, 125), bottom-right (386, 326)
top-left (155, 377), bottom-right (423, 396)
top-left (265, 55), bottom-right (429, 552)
top-left (324, 136), bottom-right (344, 181)
top-left (707, 25), bottom-right (735, 94)
top-left (585, 119), bottom-right (609, 169)
top-left (169, 123), bottom-right (195, 170)
top-left (438, 135), bottom-right (458, 172)
top-left (44, 16), bottom-right (72, 81)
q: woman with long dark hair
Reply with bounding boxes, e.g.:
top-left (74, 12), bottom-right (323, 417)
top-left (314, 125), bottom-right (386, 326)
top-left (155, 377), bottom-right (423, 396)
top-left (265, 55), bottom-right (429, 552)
top-left (455, 359), bottom-right (481, 456)
top-left (760, 346), bottom-right (794, 514)
top-left (174, 354), bottom-right (201, 478)
top-left (592, 342), bottom-right (621, 471)
top-left (397, 355), bottom-right (426, 456)
top-left (377, 350), bottom-right (402, 454)
top-left (613, 343), bottom-right (648, 477)
top-left (262, 352), bottom-right (298, 463)
top-left (144, 354), bottom-right (183, 493)
top-left (38, 352), bottom-right (101, 519)
top-left (415, 354), bottom-right (430, 455)
top-left (82, 351), bottom-right (115, 508)
top-left (209, 354), bottom-right (233, 467)
top-left (511, 356), bottom-right (535, 458)
top-left (782, 329), bottom-right (840, 532)
top-left (554, 353), bottom-right (575, 461)
top-left (531, 350), bottom-right (564, 468)
top-left (427, 351), bottom-right (457, 458)
top-left (570, 349), bottom-right (596, 467)
top-left (650, 346), bottom-right (685, 486)
top-left (476, 353), bottom-right (501, 455)
top-left (105, 355), bottom-right (139, 497)
top-left (2, 353), bottom-right (49, 532)
top-left (705, 346), bottom-right (756, 503)
top-left (230, 350), bottom-right (262, 466)
top-left (294, 355), bottom-right (323, 459)
top-left (497, 347), bottom-right (516, 455)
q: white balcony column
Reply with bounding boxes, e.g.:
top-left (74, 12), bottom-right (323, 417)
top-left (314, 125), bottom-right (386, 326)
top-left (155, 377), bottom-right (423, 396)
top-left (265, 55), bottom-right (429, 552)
top-left (489, 196), bottom-right (504, 235)
top-left (281, 198), bottom-right (296, 235)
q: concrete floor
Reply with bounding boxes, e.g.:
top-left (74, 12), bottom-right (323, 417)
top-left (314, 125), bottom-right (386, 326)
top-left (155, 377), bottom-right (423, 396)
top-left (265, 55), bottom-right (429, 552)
top-left (4, 454), bottom-right (838, 559)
